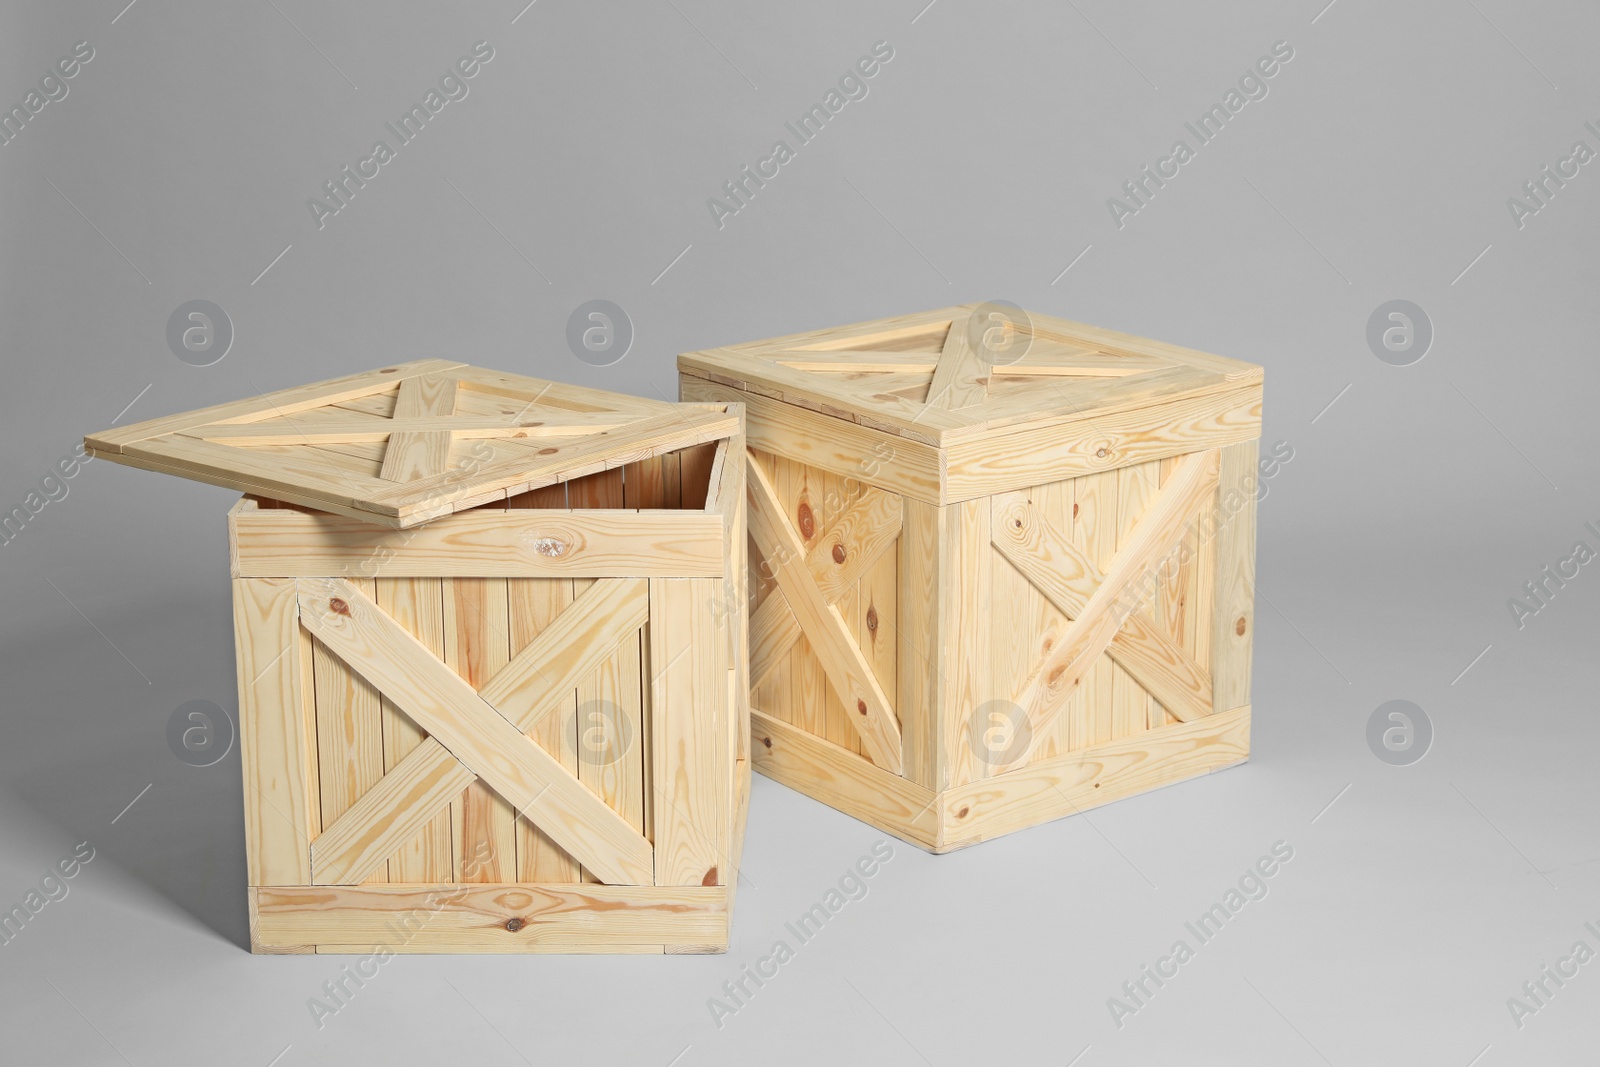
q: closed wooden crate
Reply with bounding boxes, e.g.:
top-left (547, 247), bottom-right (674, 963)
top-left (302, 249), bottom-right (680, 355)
top-left (87, 362), bottom-right (750, 952)
top-left (679, 305), bottom-right (1261, 852)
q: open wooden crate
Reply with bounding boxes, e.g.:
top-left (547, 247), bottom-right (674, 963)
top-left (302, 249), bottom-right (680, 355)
top-left (680, 305), bottom-right (1262, 852)
top-left (88, 362), bottom-right (749, 952)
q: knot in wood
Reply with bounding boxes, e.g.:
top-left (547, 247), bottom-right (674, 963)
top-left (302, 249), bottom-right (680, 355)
top-left (504, 917), bottom-right (524, 932)
top-left (796, 502), bottom-right (815, 540)
top-left (831, 543), bottom-right (847, 564)
top-left (866, 605), bottom-right (879, 633)
top-left (328, 597), bottom-right (350, 616)
top-left (1235, 616), bottom-right (1248, 636)
top-left (525, 536), bottom-right (568, 558)
top-left (856, 699), bottom-right (868, 716)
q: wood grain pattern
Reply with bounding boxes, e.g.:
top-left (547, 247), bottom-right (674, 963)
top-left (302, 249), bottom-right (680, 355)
top-left (233, 578), bottom-right (318, 886)
top-left (296, 577), bottom-right (654, 886)
top-left (253, 883), bottom-right (725, 948)
top-left (1005, 450), bottom-right (1221, 768)
top-left (1212, 440), bottom-right (1258, 713)
top-left (746, 459), bottom-right (902, 773)
top-left (650, 577), bottom-right (729, 886)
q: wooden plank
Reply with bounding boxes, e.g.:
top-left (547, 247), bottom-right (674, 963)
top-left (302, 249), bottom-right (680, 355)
top-left (897, 497), bottom-right (945, 789)
top-left (85, 359), bottom-right (464, 453)
top-left (309, 578), bottom-right (648, 885)
top-left (507, 538), bottom-right (581, 883)
top-left (943, 498), bottom-right (991, 787)
top-left (295, 577), bottom-right (654, 886)
top-left (749, 589), bottom-right (800, 691)
top-left (1113, 460), bottom-right (1160, 740)
top-left (746, 460), bottom-right (903, 774)
top-left (233, 578), bottom-right (318, 886)
top-left (1075, 468), bottom-right (1118, 747)
top-left (377, 373), bottom-right (459, 483)
top-left (942, 706), bottom-right (1250, 850)
top-left (944, 385), bottom-right (1261, 503)
top-left (769, 348), bottom-right (1165, 377)
top-left (924, 312), bottom-right (991, 410)
top-left (1028, 311), bottom-right (1263, 383)
top-left (254, 883), bottom-right (725, 948)
top-left (444, 571), bottom-right (515, 883)
top-left (375, 577), bottom-right (452, 882)
top-left (367, 409), bottom-right (740, 518)
top-left (1005, 450), bottom-right (1221, 768)
top-left (751, 710), bottom-right (939, 851)
top-left (1212, 440), bottom-right (1258, 712)
top-left (679, 375), bottom-right (944, 504)
top-left (195, 411), bottom-right (628, 444)
top-left (230, 507), bottom-right (726, 578)
top-left (312, 577), bottom-right (385, 884)
top-left (650, 578), bottom-right (730, 886)
top-left (990, 494), bottom-right (1212, 725)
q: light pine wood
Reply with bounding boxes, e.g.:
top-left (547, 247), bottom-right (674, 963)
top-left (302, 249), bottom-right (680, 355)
top-left (252, 883), bottom-right (726, 949)
top-left (231, 506), bottom-right (726, 579)
top-left (115, 392), bottom-right (747, 952)
top-left (990, 494), bottom-right (1212, 725)
top-left (379, 374), bottom-right (458, 483)
top-left (650, 577), bottom-right (730, 886)
top-left (680, 304), bottom-right (1261, 449)
top-left (943, 385), bottom-right (1261, 504)
top-left (746, 458), bottom-right (903, 773)
top-left (1212, 440), bottom-right (1258, 713)
top-left (375, 577), bottom-right (453, 882)
top-left (678, 376), bottom-right (942, 504)
top-left (312, 577), bottom-right (386, 885)
top-left (309, 578), bottom-right (649, 885)
top-left (444, 571), bottom-right (516, 884)
top-left (195, 411), bottom-right (629, 444)
top-left (233, 578), bottom-right (318, 886)
top-left (751, 710), bottom-right (940, 851)
top-left (924, 311), bottom-right (991, 410)
top-left (86, 360), bottom-right (464, 453)
top-left (1004, 450), bottom-right (1221, 769)
top-left (84, 362), bottom-right (735, 529)
top-left (941, 706), bottom-right (1250, 850)
top-left (296, 577), bottom-right (654, 886)
top-left (681, 309), bottom-right (1259, 853)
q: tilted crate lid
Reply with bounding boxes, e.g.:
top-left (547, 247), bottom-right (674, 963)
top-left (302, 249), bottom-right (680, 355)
top-left (678, 304), bottom-right (1262, 446)
top-left (85, 360), bottom-right (739, 528)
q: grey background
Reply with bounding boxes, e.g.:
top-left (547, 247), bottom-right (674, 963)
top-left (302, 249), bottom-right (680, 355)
top-left (1, 0), bottom-right (1595, 1063)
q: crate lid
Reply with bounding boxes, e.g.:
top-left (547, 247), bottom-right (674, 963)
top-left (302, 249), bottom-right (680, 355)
top-left (678, 304), bottom-right (1262, 446)
top-left (85, 360), bottom-right (739, 528)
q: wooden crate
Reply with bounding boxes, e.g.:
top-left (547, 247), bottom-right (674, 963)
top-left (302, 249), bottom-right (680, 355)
top-left (87, 363), bottom-right (750, 952)
top-left (679, 305), bottom-right (1261, 852)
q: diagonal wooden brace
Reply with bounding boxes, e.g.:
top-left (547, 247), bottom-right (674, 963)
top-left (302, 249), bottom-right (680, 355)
top-left (302, 576), bottom-right (651, 886)
top-left (749, 483), bottom-right (902, 689)
top-left (1001, 448), bottom-right (1222, 770)
top-left (746, 459), bottom-right (903, 773)
top-left (991, 495), bottom-right (1212, 725)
